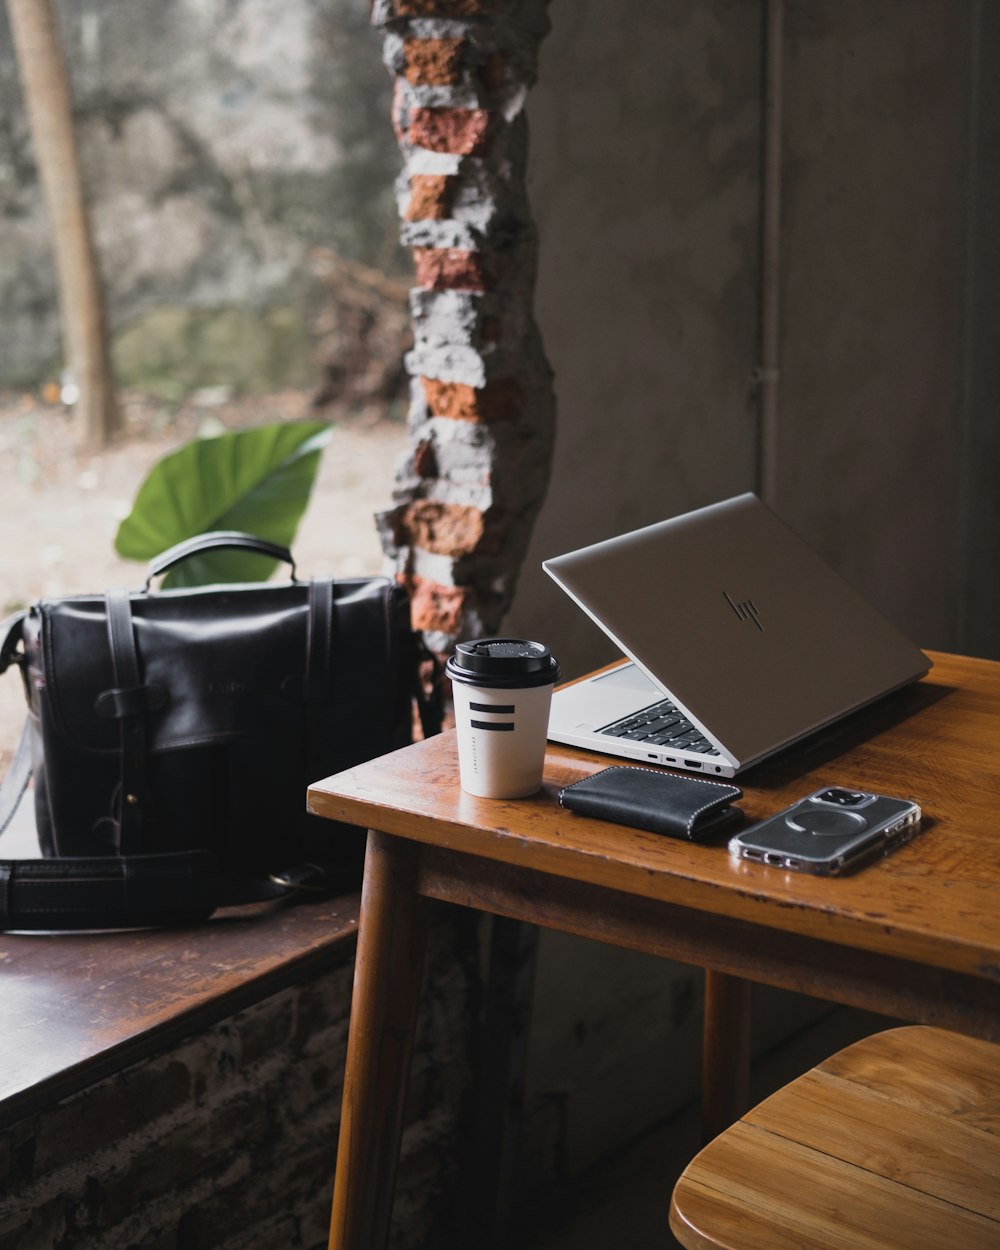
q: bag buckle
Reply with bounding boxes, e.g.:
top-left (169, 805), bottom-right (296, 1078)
top-left (268, 863), bottom-right (332, 895)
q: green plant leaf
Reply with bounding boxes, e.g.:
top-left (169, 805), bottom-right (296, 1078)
top-left (115, 421), bottom-right (331, 586)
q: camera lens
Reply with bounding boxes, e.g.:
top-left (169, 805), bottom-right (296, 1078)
top-left (818, 788), bottom-right (867, 806)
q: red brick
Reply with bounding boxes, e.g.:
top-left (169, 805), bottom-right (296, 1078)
top-left (409, 107), bottom-right (492, 156)
top-left (422, 377), bottom-right (479, 420)
top-left (96, 1118), bottom-right (229, 1224)
top-left (293, 966), bottom-right (354, 1049)
top-left (412, 438), bottom-right (438, 477)
top-left (400, 500), bottom-right (484, 556)
top-left (413, 247), bottom-right (491, 293)
top-left (404, 37), bottom-right (465, 87)
top-left (482, 50), bottom-right (507, 90)
top-left (422, 375), bottom-right (523, 422)
top-left (236, 994), bottom-right (296, 1066)
top-left (395, 0), bottom-right (491, 15)
top-left (0, 1192), bottom-right (68, 1248)
top-left (399, 575), bottom-right (470, 635)
top-left (406, 174), bottom-right (456, 222)
top-left (34, 1059), bottom-right (193, 1172)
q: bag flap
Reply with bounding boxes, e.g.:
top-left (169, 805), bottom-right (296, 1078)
top-left (32, 583), bottom-right (316, 753)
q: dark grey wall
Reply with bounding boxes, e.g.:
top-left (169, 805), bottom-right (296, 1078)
top-left (514, 0), bottom-right (762, 675)
top-left (511, 0), bottom-right (999, 671)
top-left (775, 2), bottom-right (999, 661)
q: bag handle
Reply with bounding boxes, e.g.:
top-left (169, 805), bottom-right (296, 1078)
top-left (0, 614), bottom-right (31, 839)
top-left (0, 610), bottom-right (26, 678)
top-left (145, 531), bottom-right (297, 589)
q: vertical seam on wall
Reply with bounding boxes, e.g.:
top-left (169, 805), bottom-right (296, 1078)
top-left (756, 0), bottom-right (784, 508)
top-left (953, 0), bottom-right (982, 651)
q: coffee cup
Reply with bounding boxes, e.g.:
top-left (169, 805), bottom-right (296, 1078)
top-left (445, 638), bottom-right (560, 798)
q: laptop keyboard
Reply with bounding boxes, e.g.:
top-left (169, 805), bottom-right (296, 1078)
top-left (599, 699), bottom-right (720, 756)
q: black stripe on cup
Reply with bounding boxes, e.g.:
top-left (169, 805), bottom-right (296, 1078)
top-left (471, 719), bottom-right (515, 731)
top-left (470, 702), bottom-right (515, 713)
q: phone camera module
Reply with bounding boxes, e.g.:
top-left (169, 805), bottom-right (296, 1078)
top-left (817, 788), bottom-right (868, 807)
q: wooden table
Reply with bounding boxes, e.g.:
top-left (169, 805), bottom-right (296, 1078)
top-left (308, 650), bottom-right (1000, 1250)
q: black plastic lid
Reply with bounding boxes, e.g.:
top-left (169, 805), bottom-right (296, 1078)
top-left (445, 638), bottom-right (560, 689)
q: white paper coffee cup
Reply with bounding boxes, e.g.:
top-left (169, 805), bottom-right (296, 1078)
top-left (446, 639), bottom-right (560, 799)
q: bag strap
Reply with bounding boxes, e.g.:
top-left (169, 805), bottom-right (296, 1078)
top-left (0, 612), bottom-right (31, 838)
top-left (307, 576), bottom-right (335, 787)
top-left (413, 633), bottom-right (445, 738)
top-left (0, 853), bottom-right (349, 932)
top-left (0, 721), bottom-right (32, 840)
top-left (105, 589), bottom-right (150, 855)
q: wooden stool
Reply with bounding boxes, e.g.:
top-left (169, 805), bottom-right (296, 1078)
top-left (670, 1025), bottom-right (1000, 1250)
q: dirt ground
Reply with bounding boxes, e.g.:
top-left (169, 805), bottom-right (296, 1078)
top-left (0, 388), bottom-right (409, 780)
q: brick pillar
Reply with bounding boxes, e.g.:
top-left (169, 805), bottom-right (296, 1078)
top-left (372, 0), bottom-right (555, 652)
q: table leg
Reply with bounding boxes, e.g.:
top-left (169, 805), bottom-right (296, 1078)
top-left (701, 969), bottom-right (752, 1142)
top-left (328, 829), bottom-right (431, 1250)
top-left (465, 916), bottom-right (539, 1246)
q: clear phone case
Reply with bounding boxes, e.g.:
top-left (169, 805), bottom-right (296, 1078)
top-left (730, 787), bottom-right (921, 876)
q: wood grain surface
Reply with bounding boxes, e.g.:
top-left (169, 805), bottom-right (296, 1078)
top-left (309, 651), bottom-right (1000, 982)
top-left (669, 1025), bottom-right (1000, 1250)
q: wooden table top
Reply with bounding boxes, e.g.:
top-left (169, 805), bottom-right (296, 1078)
top-left (308, 651), bottom-right (1000, 986)
top-left (0, 891), bottom-right (361, 1129)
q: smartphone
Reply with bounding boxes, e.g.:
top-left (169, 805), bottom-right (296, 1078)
top-left (729, 787), bottom-right (921, 876)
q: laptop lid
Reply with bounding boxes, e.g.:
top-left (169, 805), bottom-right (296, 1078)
top-left (542, 493), bottom-right (930, 769)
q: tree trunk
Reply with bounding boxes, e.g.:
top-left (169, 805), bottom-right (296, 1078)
top-left (7, 0), bottom-right (120, 448)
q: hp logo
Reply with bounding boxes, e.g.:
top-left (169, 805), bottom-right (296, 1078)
top-left (724, 591), bottom-right (764, 632)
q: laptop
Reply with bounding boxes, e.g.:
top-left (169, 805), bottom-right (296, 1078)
top-left (543, 493), bottom-right (930, 777)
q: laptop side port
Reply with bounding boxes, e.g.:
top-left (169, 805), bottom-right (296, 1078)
top-left (684, 759), bottom-right (702, 769)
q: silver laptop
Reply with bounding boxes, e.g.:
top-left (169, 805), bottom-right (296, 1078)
top-left (543, 493), bottom-right (930, 777)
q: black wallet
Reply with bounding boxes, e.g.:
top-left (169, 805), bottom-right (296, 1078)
top-left (558, 766), bottom-right (743, 842)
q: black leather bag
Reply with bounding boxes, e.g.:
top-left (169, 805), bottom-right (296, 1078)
top-left (0, 531), bottom-right (440, 930)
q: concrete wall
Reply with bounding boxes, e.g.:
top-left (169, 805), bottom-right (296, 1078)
top-left (505, 0), bottom-right (1000, 1187)
top-left (512, 0), bottom-right (999, 669)
top-left (0, 0), bottom-right (403, 390)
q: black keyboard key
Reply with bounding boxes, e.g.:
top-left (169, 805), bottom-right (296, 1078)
top-left (601, 702), bottom-right (721, 759)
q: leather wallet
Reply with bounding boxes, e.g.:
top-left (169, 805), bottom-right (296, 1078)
top-left (558, 766), bottom-right (743, 841)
